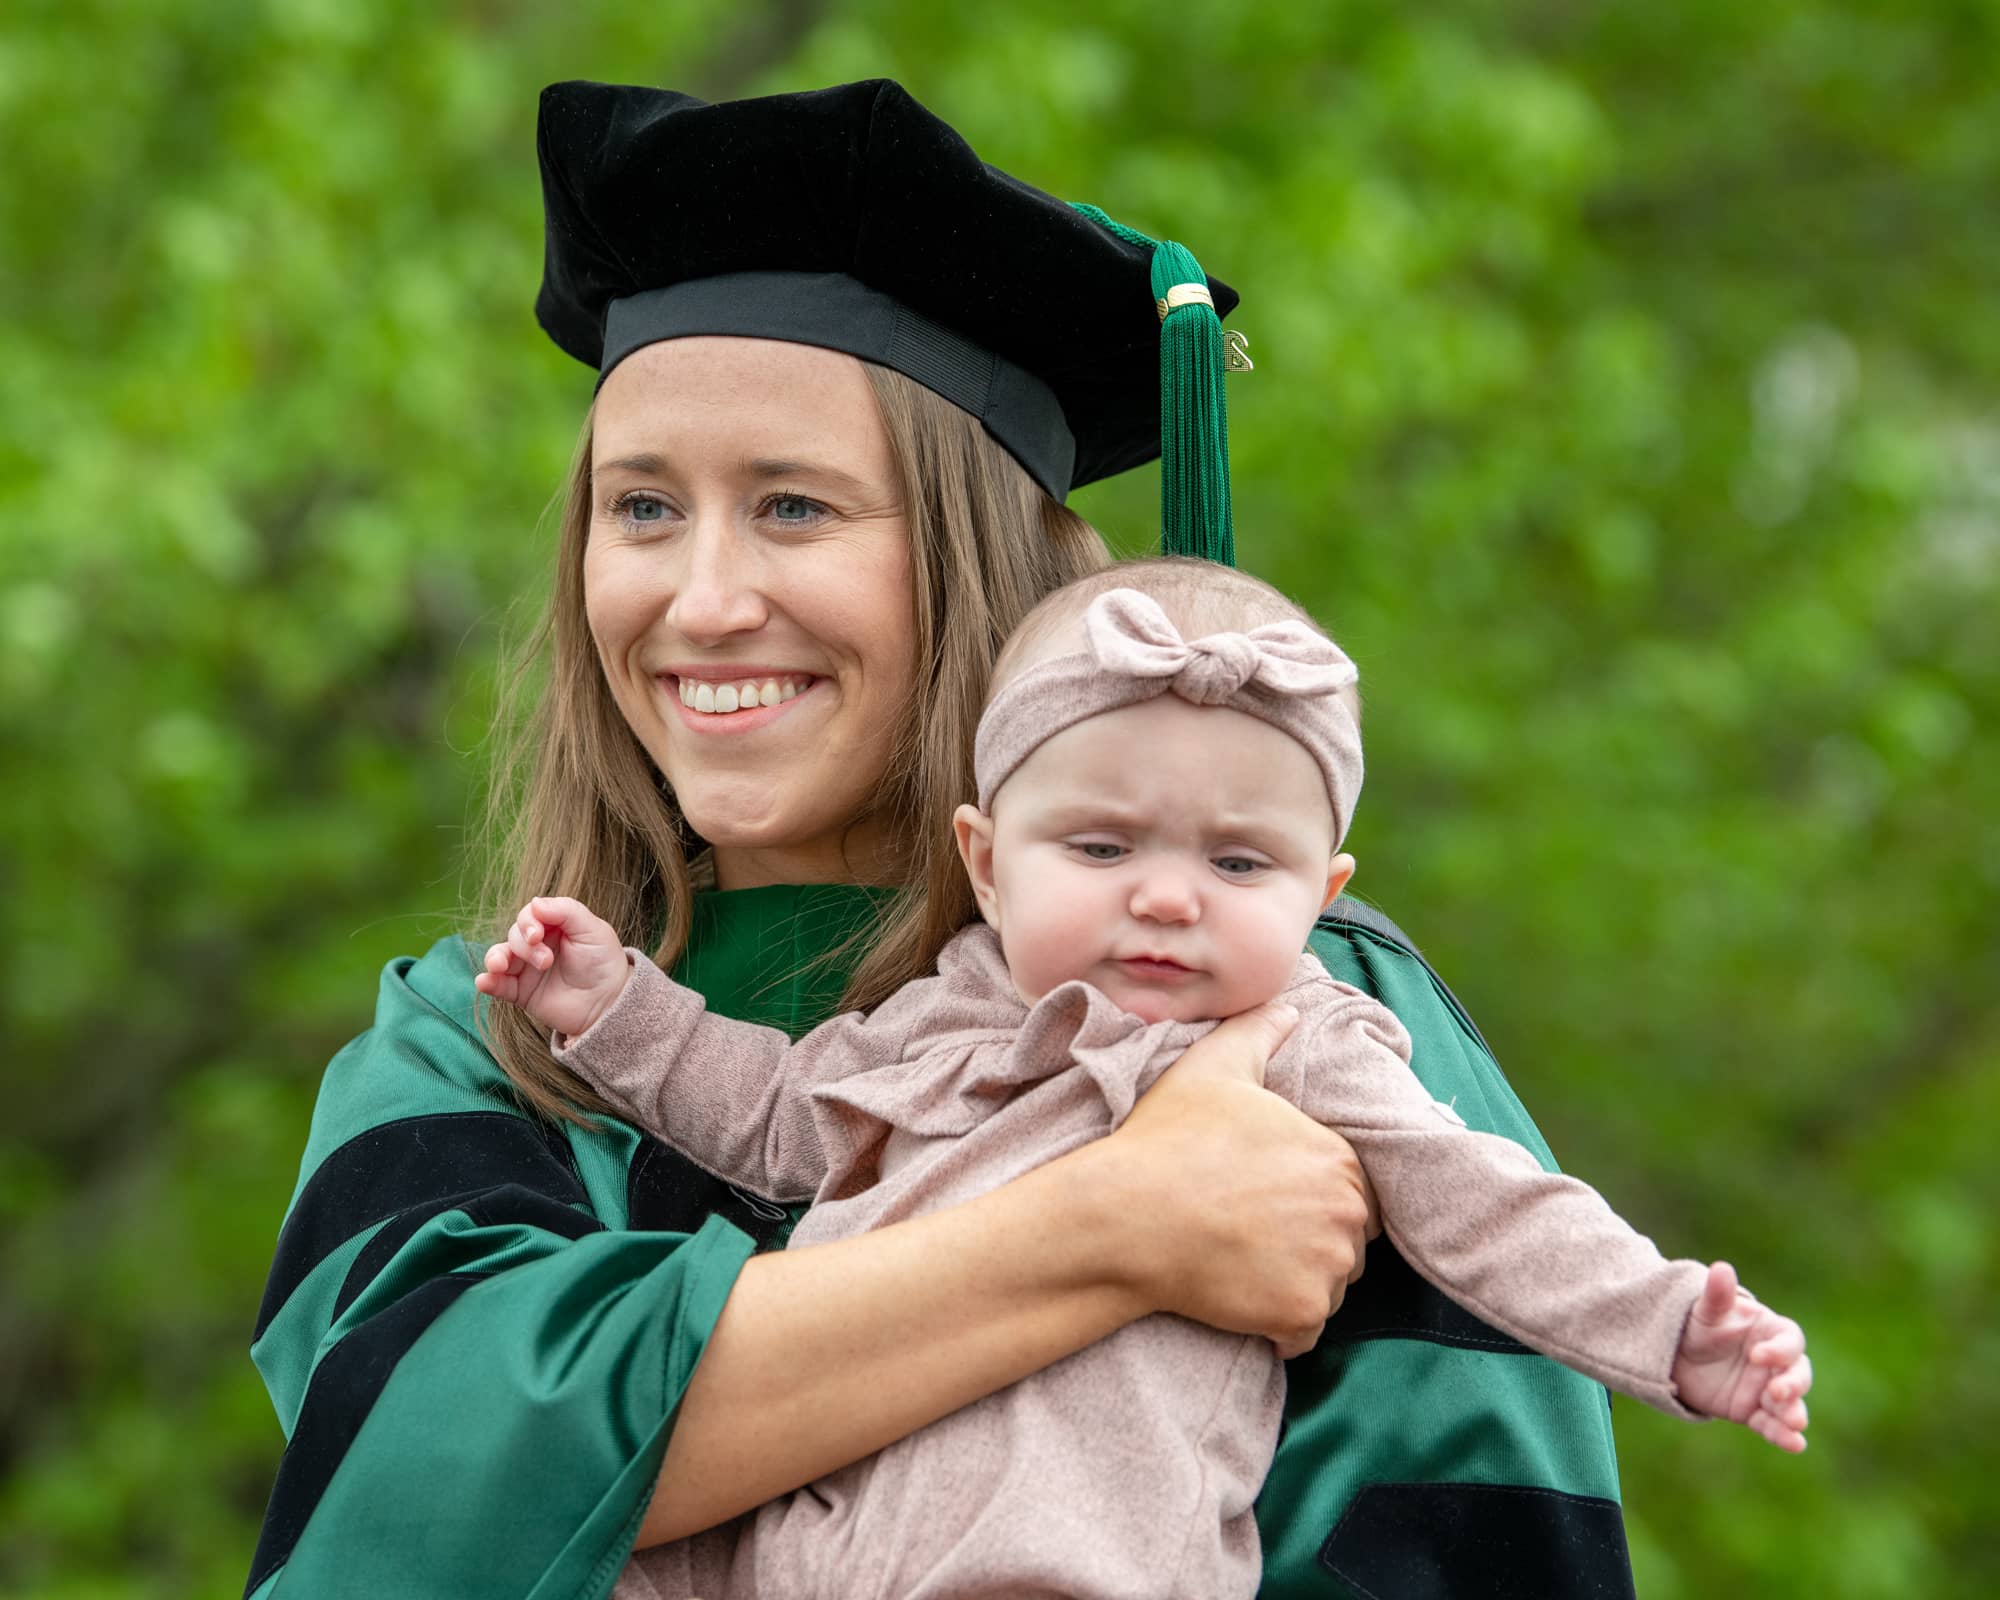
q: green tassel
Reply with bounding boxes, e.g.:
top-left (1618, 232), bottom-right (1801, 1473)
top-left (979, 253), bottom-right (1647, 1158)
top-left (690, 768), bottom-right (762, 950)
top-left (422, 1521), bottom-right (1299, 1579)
top-left (1072, 204), bottom-right (1235, 566)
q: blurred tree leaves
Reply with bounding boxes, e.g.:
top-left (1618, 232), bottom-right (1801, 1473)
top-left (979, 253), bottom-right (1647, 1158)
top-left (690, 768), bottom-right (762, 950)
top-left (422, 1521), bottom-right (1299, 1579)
top-left (4, 1), bottom-right (1993, 1594)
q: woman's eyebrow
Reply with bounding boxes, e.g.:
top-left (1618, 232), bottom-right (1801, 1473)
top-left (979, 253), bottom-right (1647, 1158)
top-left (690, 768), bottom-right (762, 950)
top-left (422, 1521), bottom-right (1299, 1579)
top-left (741, 457), bottom-right (873, 495)
top-left (593, 451), bottom-right (670, 477)
top-left (590, 453), bottom-right (874, 497)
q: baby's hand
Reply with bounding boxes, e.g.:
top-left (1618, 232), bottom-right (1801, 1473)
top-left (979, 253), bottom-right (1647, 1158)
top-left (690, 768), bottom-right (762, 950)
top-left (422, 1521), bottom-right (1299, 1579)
top-left (474, 895), bottom-right (631, 1040)
top-left (1671, 1261), bottom-right (1812, 1453)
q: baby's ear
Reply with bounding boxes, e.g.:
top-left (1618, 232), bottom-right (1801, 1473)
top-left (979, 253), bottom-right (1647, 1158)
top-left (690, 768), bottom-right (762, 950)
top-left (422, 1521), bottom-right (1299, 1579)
top-left (953, 804), bottom-right (1002, 928)
top-left (1321, 852), bottom-right (1356, 912)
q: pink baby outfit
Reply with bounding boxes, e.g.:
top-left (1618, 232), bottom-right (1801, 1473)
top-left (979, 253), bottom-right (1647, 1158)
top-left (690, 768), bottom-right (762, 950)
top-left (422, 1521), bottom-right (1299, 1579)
top-left (561, 925), bottom-right (1707, 1600)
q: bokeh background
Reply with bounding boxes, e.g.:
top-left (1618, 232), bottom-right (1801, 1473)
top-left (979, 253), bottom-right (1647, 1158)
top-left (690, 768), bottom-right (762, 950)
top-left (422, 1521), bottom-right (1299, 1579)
top-left (4, 2), bottom-right (1995, 1594)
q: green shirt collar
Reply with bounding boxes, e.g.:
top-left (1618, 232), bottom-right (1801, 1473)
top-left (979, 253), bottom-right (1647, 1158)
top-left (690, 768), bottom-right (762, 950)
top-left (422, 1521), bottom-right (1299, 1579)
top-left (670, 882), bottom-right (894, 1040)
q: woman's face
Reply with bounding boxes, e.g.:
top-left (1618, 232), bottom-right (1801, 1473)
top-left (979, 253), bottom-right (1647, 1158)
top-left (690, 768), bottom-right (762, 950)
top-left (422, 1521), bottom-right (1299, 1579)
top-left (586, 336), bottom-right (917, 889)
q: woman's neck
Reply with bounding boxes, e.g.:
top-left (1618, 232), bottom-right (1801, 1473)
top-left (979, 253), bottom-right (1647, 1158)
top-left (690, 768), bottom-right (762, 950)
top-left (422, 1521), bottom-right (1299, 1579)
top-left (710, 815), bottom-right (908, 891)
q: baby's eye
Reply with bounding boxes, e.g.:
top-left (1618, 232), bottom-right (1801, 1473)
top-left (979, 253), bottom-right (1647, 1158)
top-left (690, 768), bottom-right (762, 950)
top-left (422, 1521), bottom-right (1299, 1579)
top-left (1214, 855), bottom-right (1266, 877)
top-left (1073, 842), bottom-right (1126, 862)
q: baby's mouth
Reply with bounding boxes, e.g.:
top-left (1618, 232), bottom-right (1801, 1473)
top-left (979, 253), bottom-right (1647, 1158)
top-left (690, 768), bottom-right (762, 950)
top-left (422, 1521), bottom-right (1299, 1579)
top-left (1115, 956), bottom-right (1198, 982)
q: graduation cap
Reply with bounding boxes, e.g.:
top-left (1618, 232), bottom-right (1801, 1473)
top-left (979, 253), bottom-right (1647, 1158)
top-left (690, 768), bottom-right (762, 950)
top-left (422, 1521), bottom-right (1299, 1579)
top-left (535, 78), bottom-right (1247, 564)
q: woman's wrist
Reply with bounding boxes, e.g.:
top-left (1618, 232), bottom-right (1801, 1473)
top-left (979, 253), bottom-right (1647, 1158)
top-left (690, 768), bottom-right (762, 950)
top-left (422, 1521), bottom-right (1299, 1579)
top-left (1040, 1131), bottom-right (1164, 1323)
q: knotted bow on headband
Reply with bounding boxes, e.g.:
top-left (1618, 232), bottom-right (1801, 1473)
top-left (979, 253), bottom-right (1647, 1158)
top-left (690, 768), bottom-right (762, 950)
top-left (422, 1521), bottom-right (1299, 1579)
top-left (974, 588), bottom-right (1365, 845)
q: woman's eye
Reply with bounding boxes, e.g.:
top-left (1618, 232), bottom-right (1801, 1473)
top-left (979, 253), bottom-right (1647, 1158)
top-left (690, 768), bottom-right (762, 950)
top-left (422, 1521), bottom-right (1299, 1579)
top-left (611, 492), bottom-right (672, 527)
top-left (767, 494), bottom-right (823, 524)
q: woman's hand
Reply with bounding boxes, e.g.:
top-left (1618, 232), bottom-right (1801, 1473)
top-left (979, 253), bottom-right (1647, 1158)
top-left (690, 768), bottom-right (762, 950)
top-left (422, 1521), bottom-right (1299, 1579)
top-left (1090, 1001), bottom-right (1379, 1359)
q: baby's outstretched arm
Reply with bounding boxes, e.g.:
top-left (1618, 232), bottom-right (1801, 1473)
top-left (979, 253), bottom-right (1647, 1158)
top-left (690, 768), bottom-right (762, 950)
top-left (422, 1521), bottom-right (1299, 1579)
top-left (482, 899), bottom-right (926, 1202)
top-left (474, 895), bottom-right (631, 1039)
top-left (1672, 1261), bottom-right (1813, 1452)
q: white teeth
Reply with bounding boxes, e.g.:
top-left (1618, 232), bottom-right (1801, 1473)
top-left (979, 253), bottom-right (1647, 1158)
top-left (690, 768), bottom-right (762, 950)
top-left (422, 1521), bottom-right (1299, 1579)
top-left (677, 675), bottom-right (810, 714)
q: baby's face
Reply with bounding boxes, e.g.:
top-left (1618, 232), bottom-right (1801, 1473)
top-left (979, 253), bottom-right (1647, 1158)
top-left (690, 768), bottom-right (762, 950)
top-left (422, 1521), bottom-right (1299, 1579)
top-left (964, 696), bottom-right (1344, 1024)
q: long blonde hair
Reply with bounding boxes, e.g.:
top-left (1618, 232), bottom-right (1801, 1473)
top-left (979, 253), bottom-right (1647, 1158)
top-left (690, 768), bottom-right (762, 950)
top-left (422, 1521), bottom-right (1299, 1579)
top-left (477, 362), bottom-right (1110, 1121)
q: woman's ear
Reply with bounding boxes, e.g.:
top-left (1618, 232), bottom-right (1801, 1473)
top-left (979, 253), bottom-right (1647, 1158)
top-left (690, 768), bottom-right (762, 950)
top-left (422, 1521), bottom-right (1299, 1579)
top-left (1322, 852), bottom-right (1356, 912)
top-left (953, 804), bottom-right (1003, 928)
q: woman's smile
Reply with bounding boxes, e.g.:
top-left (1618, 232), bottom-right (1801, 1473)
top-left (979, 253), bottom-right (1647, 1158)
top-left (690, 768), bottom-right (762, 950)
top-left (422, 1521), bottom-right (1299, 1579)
top-left (668, 671), bottom-right (818, 715)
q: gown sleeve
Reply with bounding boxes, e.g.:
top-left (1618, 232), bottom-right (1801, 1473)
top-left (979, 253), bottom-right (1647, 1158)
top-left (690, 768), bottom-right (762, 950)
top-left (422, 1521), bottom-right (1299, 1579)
top-left (243, 937), bottom-right (757, 1600)
top-left (1253, 916), bottom-right (1641, 1600)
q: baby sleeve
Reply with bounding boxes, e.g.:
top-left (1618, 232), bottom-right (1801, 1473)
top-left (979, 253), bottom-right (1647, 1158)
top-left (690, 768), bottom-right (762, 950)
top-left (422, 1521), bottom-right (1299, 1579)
top-left (554, 952), bottom-right (906, 1203)
top-left (1276, 986), bottom-right (1710, 1417)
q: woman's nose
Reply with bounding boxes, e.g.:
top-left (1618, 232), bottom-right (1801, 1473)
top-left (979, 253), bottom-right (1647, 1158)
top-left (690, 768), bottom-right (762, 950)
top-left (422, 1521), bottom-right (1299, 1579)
top-left (666, 520), bottom-right (769, 644)
top-left (1129, 867), bottom-right (1200, 925)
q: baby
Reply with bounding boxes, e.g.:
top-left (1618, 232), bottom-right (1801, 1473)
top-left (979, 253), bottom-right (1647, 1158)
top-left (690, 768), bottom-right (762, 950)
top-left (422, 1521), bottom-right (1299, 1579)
top-left (479, 559), bottom-right (1812, 1600)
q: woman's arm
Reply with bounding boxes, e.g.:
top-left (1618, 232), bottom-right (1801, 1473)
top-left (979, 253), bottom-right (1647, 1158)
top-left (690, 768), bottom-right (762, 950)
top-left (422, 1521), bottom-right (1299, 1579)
top-left (639, 998), bottom-right (1377, 1545)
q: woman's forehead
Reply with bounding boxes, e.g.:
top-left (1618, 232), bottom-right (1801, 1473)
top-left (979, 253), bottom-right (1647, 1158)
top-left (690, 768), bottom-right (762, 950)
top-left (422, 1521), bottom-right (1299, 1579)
top-left (593, 337), bottom-right (890, 465)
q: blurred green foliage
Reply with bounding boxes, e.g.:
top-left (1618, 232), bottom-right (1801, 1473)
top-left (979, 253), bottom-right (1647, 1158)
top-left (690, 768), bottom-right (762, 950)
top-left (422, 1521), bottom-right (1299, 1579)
top-left (3, 1), bottom-right (1994, 1594)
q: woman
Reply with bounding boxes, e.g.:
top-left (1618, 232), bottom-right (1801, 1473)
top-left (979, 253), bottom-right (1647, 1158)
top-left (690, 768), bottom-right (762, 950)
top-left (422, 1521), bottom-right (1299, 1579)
top-left (246, 80), bottom-right (1633, 1599)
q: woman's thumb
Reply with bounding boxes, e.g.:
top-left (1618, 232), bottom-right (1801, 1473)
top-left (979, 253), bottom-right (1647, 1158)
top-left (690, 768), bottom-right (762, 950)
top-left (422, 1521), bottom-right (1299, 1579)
top-left (1192, 1001), bottom-right (1299, 1088)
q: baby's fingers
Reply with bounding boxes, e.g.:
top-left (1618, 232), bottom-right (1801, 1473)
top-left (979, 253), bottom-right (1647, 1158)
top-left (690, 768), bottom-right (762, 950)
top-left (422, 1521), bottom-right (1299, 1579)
top-left (1747, 1406), bottom-right (1808, 1454)
top-left (1763, 1385), bottom-right (1809, 1435)
top-left (473, 969), bottom-right (522, 1004)
top-left (1750, 1320), bottom-right (1806, 1370)
top-left (1694, 1261), bottom-right (1740, 1324)
top-left (482, 941), bottom-right (523, 977)
top-left (1765, 1352), bottom-right (1813, 1406)
top-left (507, 919), bottom-right (555, 970)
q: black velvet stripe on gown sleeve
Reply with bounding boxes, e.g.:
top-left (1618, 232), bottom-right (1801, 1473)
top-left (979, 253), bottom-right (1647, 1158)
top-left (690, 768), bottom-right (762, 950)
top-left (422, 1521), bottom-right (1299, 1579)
top-left (329, 1182), bottom-right (605, 1324)
top-left (626, 1130), bottom-right (797, 1248)
top-left (245, 1273), bottom-right (488, 1596)
top-left (253, 1110), bottom-right (587, 1340)
top-left (1328, 1236), bottom-right (1536, 1356)
top-left (1319, 1481), bottom-right (1636, 1600)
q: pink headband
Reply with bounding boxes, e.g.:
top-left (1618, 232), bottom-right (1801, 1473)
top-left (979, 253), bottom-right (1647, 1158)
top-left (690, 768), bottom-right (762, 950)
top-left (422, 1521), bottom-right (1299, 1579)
top-left (974, 588), bottom-right (1364, 844)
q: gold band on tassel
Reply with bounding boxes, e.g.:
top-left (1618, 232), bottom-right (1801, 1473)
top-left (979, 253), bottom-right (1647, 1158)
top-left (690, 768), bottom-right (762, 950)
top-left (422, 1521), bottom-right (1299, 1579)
top-left (1156, 282), bottom-right (1215, 321)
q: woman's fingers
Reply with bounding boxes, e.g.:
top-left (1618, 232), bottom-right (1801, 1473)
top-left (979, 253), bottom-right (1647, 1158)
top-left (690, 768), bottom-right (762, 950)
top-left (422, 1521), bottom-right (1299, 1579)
top-left (1173, 1001), bottom-right (1299, 1087)
top-left (1109, 1049), bottom-right (1369, 1350)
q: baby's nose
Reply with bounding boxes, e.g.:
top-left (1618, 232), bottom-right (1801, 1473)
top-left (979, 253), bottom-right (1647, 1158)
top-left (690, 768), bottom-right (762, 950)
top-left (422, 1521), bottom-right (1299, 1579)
top-left (1129, 869), bottom-right (1200, 923)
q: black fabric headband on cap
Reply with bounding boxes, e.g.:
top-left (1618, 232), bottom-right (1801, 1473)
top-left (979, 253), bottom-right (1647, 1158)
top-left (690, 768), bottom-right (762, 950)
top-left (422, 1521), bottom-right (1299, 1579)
top-left (534, 78), bottom-right (1239, 502)
top-left (602, 272), bottom-right (1076, 501)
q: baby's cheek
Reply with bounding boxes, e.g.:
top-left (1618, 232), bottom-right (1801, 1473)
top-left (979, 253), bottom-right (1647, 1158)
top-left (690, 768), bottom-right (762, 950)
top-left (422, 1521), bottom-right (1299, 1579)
top-left (1005, 898), bottom-right (1102, 995)
top-left (1217, 918), bottom-right (1309, 1011)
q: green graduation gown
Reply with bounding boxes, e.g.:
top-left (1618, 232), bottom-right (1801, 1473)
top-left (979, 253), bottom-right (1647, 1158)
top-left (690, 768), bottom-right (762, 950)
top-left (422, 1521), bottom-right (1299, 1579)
top-left (245, 888), bottom-right (1634, 1599)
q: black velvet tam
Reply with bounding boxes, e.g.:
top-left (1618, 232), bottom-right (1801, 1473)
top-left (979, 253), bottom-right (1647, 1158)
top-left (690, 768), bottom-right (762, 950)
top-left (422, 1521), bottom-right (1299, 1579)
top-left (534, 78), bottom-right (1239, 498)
